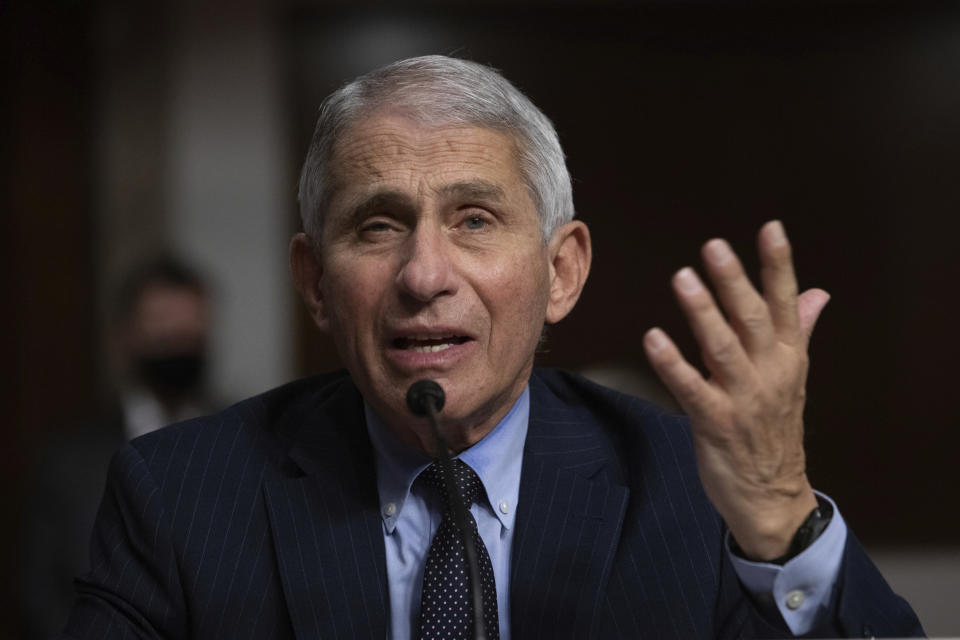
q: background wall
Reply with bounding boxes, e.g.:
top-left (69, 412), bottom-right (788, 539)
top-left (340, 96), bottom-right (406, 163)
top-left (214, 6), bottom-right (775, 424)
top-left (4, 0), bottom-right (958, 636)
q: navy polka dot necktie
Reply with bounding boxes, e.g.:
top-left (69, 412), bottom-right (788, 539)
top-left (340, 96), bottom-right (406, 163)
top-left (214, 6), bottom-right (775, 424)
top-left (418, 460), bottom-right (499, 640)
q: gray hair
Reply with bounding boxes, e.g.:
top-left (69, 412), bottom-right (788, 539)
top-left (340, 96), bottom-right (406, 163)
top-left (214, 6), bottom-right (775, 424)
top-left (297, 55), bottom-right (574, 242)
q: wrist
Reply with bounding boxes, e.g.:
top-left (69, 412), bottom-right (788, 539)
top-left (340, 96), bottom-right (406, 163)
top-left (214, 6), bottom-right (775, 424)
top-left (727, 482), bottom-right (818, 560)
top-left (731, 492), bottom-right (831, 564)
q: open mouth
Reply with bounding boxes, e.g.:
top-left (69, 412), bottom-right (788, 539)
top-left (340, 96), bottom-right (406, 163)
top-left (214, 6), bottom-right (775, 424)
top-left (392, 335), bottom-right (472, 353)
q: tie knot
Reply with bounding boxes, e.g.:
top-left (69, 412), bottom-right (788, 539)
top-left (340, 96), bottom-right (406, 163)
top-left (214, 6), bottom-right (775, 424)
top-left (420, 459), bottom-right (484, 508)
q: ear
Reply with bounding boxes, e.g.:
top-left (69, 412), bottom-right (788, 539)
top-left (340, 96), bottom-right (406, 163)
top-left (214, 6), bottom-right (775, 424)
top-left (545, 220), bottom-right (592, 324)
top-left (290, 232), bottom-right (330, 332)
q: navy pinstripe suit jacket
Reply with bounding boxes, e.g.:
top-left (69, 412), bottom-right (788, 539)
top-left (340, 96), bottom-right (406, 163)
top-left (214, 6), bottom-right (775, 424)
top-left (62, 369), bottom-right (921, 639)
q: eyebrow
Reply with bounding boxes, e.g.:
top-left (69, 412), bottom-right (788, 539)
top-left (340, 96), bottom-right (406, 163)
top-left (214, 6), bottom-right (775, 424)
top-left (436, 180), bottom-right (506, 203)
top-left (349, 190), bottom-right (416, 221)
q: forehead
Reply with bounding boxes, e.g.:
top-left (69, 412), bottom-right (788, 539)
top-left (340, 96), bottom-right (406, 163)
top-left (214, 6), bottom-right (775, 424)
top-left (327, 114), bottom-right (528, 203)
top-left (133, 284), bottom-right (208, 327)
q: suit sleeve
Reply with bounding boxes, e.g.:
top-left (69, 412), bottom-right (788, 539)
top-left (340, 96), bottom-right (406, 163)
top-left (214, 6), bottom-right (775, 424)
top-left (829, 531), bottom-right (925, 638)
top-left (58, 444), bottom-right (189, 639)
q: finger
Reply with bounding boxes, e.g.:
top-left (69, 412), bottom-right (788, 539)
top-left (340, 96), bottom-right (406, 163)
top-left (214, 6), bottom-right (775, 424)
top-left (672, 267), bottom-right (752, 387)
top-left (797, 288), bottom-right (830, 341)
top-left (758, 220), bottom-right (801, 341)
top-left (643, 327), bottom-right (719, 420)
top-left (701, 238), bottom-right (776, 354)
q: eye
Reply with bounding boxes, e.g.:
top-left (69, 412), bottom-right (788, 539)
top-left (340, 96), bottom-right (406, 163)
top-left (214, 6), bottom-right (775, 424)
top-left (457, 207), bottom-right (494, 232)
top-left (362, 220), bottom-right (393, 233)
top-left (357, 217), bottom-right (404, 242)
top-left (464, 215), bottom-right (487, 230)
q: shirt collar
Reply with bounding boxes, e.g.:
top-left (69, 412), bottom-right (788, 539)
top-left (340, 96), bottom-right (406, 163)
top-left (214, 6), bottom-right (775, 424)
top-left (365, 387), bottom-right (530, 534)
top-left (121, 389), bottom-right (205, 441)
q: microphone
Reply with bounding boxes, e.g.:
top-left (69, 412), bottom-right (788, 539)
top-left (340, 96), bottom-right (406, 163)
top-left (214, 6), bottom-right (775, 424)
top-left (406, 379), bottom-right (445, 417)
top-left (406, 380), bottom-right (488, 640)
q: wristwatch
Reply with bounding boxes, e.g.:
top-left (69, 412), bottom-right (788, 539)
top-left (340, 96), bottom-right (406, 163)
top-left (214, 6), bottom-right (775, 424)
top-left (731, 494), bottom-right (833, 565)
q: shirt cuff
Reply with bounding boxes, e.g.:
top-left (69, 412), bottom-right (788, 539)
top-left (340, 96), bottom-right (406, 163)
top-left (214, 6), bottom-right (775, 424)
top-left (727, 491), bottom-right (847, 636)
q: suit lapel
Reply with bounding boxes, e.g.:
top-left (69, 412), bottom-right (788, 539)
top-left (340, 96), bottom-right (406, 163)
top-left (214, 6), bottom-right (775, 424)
top-left (510, 372), bottom-right (630, 638)
top-left (263, 377), bottom-right (389, 639)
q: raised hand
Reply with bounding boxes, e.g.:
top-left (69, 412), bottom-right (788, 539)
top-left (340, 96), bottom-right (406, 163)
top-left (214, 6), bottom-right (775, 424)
top-left (642, 220), bottom-right (830, 560)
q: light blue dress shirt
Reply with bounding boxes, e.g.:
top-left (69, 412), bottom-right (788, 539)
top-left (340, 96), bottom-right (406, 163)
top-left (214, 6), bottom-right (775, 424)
top-left (365, 389), bottom-right (528, 640)
top-left (364, 387), bottom-right (846, 639)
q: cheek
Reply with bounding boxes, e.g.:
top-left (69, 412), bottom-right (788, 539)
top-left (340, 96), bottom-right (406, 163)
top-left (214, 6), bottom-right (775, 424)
top-left (322, 259), bottom-right (389, 340)
top-left (483, 252), bottom-right (551, 339)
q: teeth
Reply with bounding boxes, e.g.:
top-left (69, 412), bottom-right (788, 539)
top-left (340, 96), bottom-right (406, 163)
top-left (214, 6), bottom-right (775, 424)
top-left (409, 343), bottom-right (455, 353)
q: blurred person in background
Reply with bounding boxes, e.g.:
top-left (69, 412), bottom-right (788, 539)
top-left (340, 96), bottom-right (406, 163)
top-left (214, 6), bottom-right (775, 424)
top-left (108, 256), bottom-right (215, 440)
top-left (18, 256), bottom-right (220, 639)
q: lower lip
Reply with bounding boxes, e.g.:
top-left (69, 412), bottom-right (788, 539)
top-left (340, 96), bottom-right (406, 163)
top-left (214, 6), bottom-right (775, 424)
top-left (385, 340), bottom-right (476, 373)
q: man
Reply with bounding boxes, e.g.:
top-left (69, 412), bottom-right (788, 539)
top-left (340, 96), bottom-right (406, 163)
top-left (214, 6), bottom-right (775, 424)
top-left (21, 257), bottom-right (217, 638)
top-left (61, 56), bottom-right (921, 638)
top-left (109, 256), bottom-right (216, 440)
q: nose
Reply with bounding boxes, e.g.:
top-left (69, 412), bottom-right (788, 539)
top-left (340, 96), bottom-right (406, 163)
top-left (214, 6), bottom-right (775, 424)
top-left (396, 223), bottom-right (458, 302)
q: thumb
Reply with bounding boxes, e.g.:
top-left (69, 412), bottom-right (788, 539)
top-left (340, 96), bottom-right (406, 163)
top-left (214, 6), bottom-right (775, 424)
top-left (797, 288), bottom-right (830, 341)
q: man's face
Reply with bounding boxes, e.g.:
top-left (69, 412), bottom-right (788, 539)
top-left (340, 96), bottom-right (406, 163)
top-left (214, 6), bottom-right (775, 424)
top-left (315, 113), bottom-right (553, 450)
top-left (129, 284), bottom-right (210, 357)
top-left (122, 283), bottom-right (210, 399)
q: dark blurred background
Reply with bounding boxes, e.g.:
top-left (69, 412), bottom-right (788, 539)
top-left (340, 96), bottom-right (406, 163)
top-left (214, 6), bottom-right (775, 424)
top-left (4, 0), bottom-right (959, 637)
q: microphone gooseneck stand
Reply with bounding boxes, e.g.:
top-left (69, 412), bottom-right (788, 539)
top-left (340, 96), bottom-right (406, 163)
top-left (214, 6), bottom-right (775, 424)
top-left (406, 380), bottom-right (488, 640)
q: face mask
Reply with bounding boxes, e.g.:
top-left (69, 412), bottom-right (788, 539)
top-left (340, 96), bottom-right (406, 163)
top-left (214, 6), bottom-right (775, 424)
top-left (135, 353), bottom-right (206, 395)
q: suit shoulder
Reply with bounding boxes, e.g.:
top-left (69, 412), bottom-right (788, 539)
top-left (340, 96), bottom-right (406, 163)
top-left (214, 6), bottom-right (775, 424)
top-left (531, 368), bottom-right (700, 479)
top-left (533, 368), bottom-right (686, 432)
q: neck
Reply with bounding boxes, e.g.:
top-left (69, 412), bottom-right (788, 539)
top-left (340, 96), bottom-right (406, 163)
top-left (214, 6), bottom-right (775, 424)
top-left (388, 413), bottom-right (497, 457)
top-left (383, 389), bottom-right (526, 457)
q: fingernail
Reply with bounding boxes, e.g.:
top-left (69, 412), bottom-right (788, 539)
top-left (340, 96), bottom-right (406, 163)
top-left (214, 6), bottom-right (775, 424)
top-left (645, 327), bottom-right (668, 352)
top-left (766, 220), bottom-right (787, 246)
top-left (704, 238), bottom-right (734, 265)
top-left (675, 267), bottom-right (702, 294)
